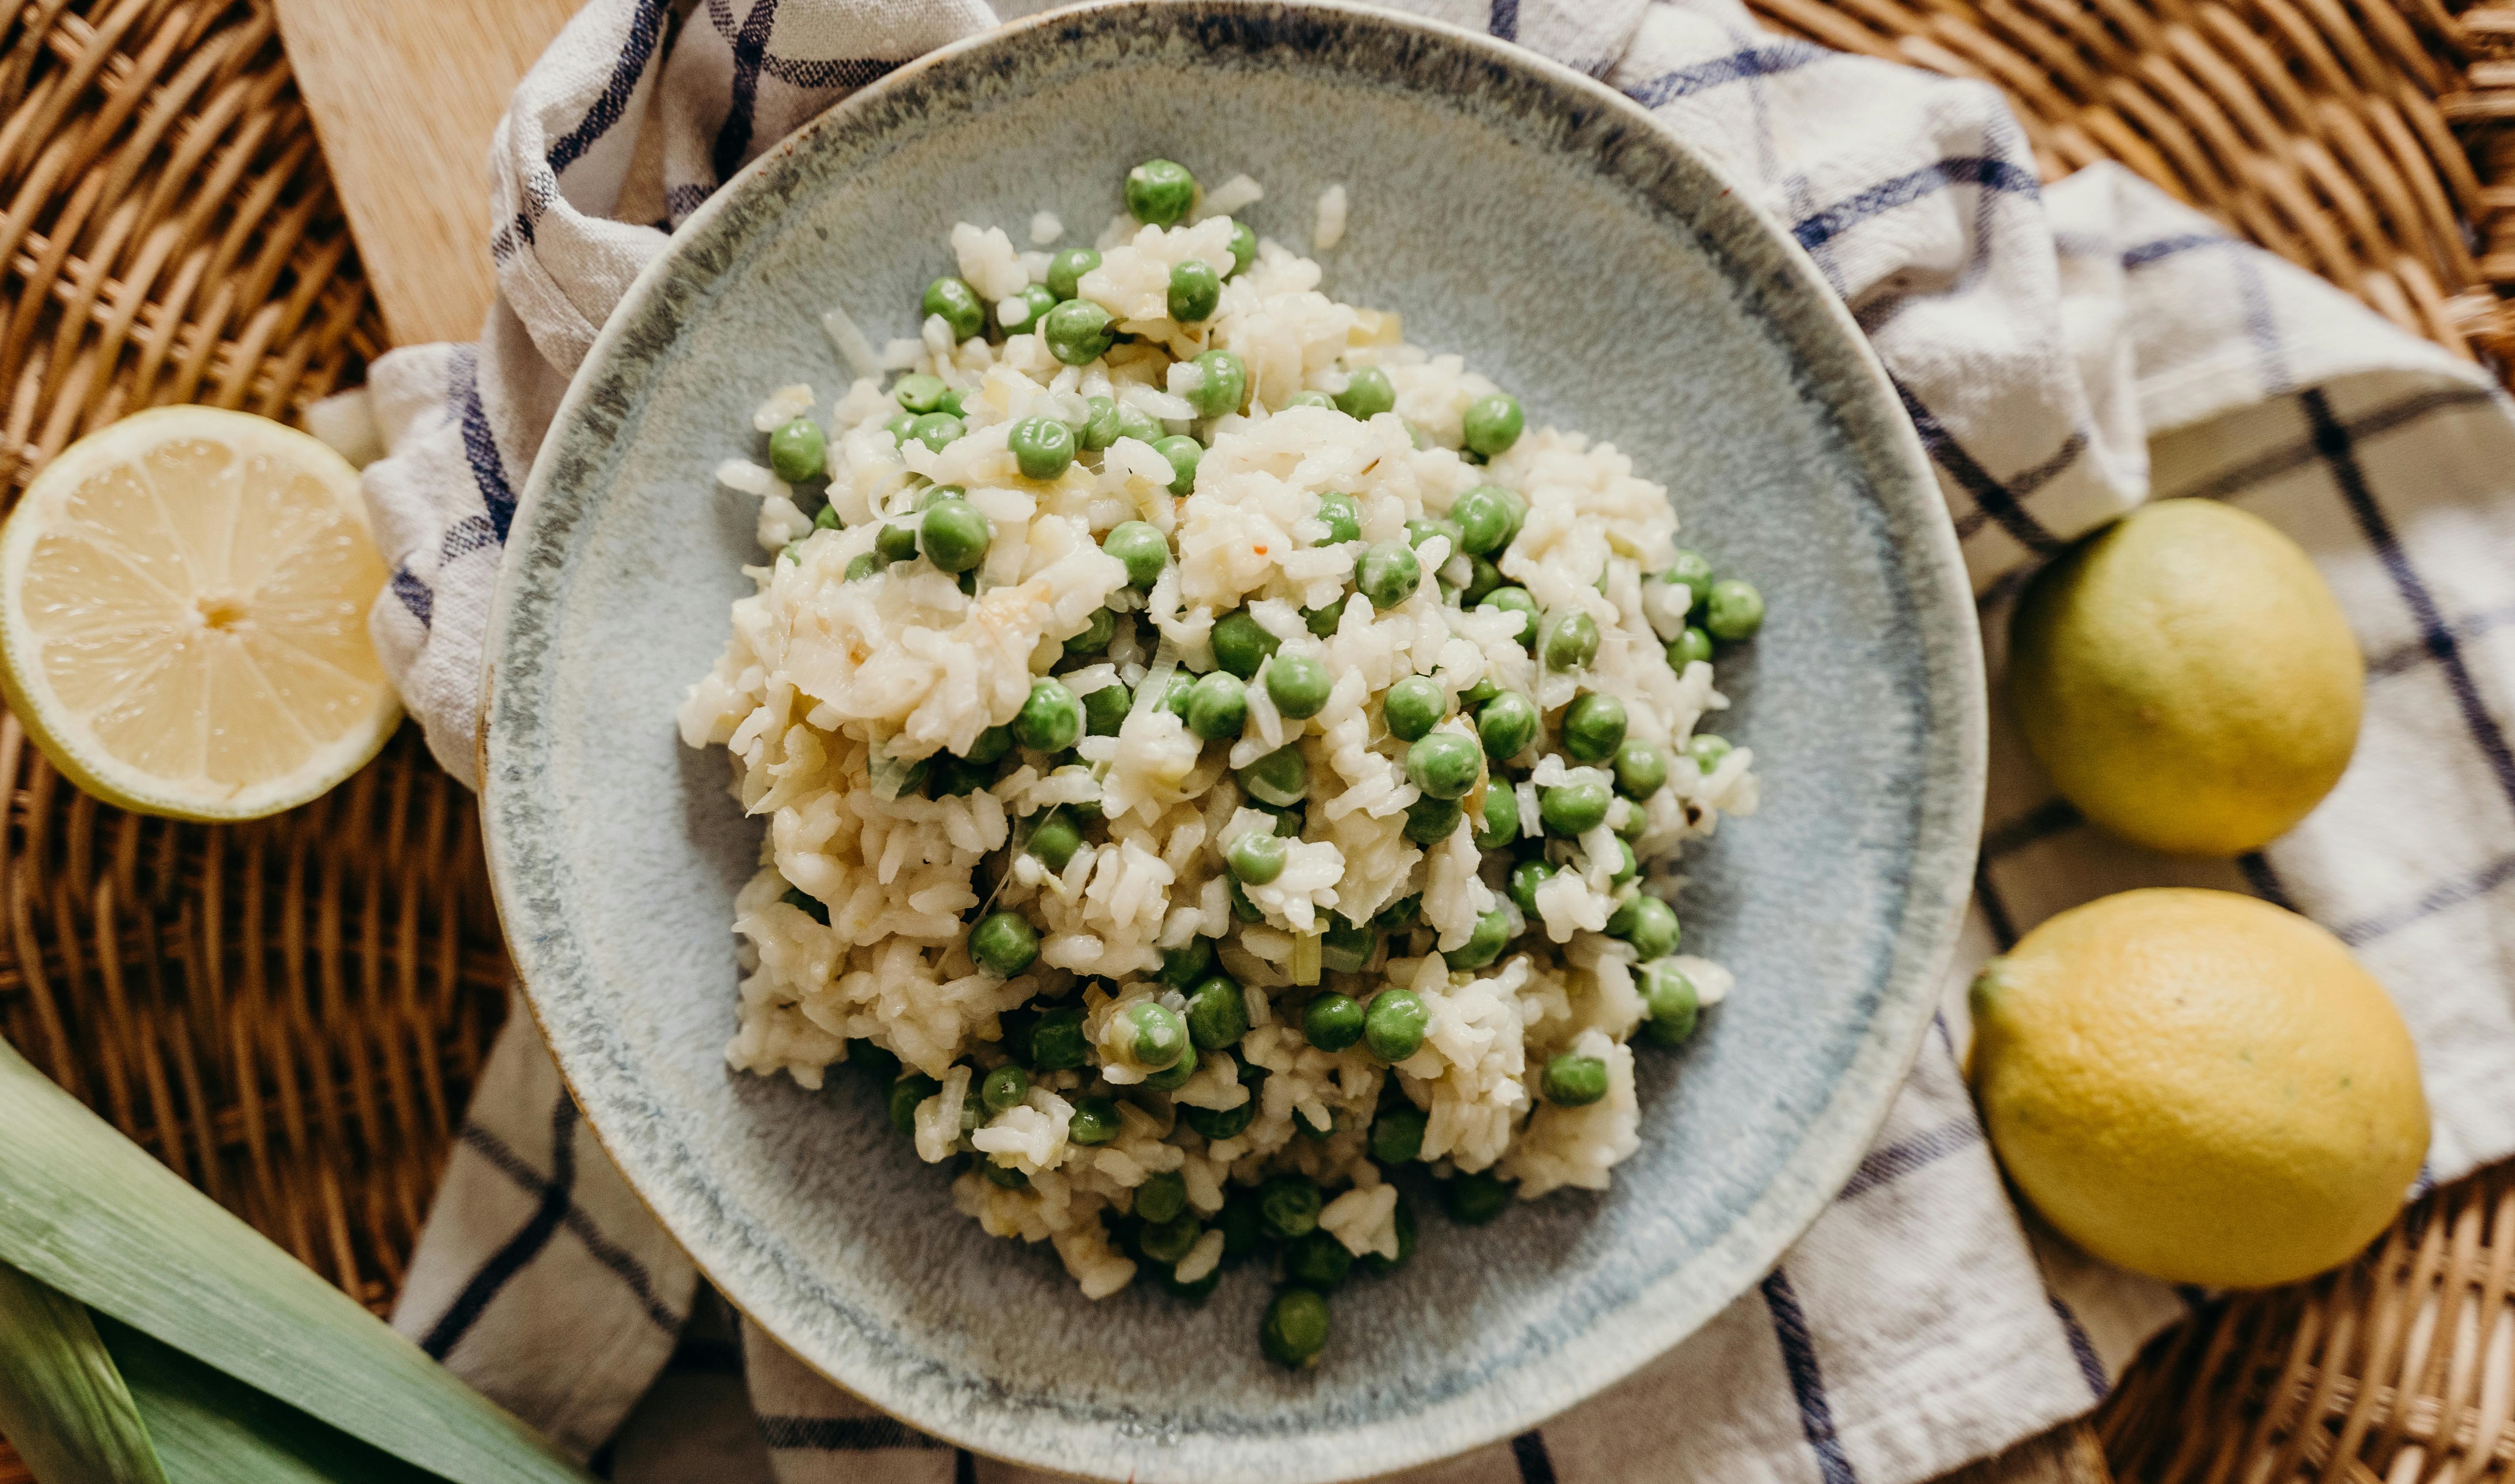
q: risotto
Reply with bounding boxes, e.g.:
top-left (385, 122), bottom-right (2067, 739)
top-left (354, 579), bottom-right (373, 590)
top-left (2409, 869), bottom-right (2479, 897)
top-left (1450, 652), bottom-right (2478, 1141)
top-left (678, 158), bottom-right (1764, 1368)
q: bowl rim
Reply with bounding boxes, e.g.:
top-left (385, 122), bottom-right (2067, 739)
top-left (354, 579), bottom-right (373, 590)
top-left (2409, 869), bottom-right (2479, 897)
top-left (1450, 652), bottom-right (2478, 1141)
top-left (480, 2), bottom-right (1987, 1477)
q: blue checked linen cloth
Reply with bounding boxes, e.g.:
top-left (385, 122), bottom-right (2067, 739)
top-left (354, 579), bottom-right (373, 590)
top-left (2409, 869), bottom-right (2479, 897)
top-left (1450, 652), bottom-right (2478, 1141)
top-left (356, 0), bottom-right (2515, 1479)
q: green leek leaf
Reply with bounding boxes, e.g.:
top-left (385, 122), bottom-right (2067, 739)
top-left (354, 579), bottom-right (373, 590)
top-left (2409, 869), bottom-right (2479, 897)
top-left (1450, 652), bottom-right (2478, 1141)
top-left (0, 1035), bottom-right (591, 1484)
top-left (98, 1315), bottom-right (438, 1484)
top-left (0, 1261), bottom-right (170, 1484)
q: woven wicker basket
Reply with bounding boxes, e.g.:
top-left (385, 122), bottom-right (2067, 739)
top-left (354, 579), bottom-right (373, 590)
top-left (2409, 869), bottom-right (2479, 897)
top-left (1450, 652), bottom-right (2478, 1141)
top-left (1, 0), bottom-right (2510, 1478)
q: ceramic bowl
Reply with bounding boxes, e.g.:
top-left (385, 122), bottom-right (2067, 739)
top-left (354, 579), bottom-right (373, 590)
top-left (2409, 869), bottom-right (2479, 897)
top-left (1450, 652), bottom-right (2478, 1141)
top-left (481, 4), bottom-right (1984, 1479)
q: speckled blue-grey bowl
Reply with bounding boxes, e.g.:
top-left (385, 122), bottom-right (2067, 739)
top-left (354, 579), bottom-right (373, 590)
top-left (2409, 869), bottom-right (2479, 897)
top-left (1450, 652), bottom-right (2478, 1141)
top-left (481, 4), bottom-right (1983, 1479)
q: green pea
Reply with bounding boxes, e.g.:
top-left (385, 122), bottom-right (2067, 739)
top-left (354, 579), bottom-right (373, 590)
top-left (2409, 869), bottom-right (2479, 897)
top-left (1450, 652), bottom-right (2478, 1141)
top-left (951, 726), bottom-right (1008, 766)
top-left (850, 1041), bottom-right (900, 1086)
top-left (1541, 780), bottom-right (1611, 836)
top-left (1172, 671), bottom-right (1241, 741)
top-left (1047, 247), bottom-right (1101, 301)
top-left (1168, 258), bottom-right (1221, 322)
top-left (1027, 812), bottom-right (1082, 871)
top-left (1665, 626), bottom-right (1715, 671)
top-left (916, 483), bottom-right (965, 511)
top-left (1237, 744), bottom-right (1308, 807)
top-left (1615, 804), bottom-right (1651, 842)
top-left (768, 417), bottom-right (826, 483)
top-left (1320, 915), bottom-right (1375, 973)
top-left (1227, 830), bottom-right (1288, 886)
top-left (1406, 732), bottom-right (1482, 800)
top-left (1639, 961), bottom-right (1701, 1047)
top-left (1364, 987), bottom-right (1429, 1061)
top-left (1283, 1230), bottom-right (1353, 1291)
top-left (1066, 606), bottom-right (1116, 657)
top-left (921, 277), bottom-right (985, 340)
top-left (1371, 1106), bottom-right (1428, 1165)
top-left (1373, 894), bottom-right (1422, 930)
top-left (888, 1072), bottom-right (939, 1134)
top-left (1211, 609), bottom-right (1279, 679)
top-left (1659, 549), bottom-right (1715, 616)
top-left (1476, 691), bottom-right (1538, 762)
top-left (1067, 1095), bottom-right (1122, 1145)
top-left (1478, 586), bottom-right (1538, 644)
top-left (1182, 1097), bottom-right (1256, 1140)
top-left (1183, 975), bottom-right (1249, 1051)
top-left (1125, 158), bottom-right (1198, 226)
top-left (1442, 1169), bottom-right (1512, 1225)
top-left (1152, 433), bottom-right (1202, 495)
top-left (1462, 393), bottom-right (1524, 458)
top-left (1615, 738), bottom-right (1669, 799)
top-left (981, 1064), bottom-right (1030, 1114)
top-left (1134, 1168), bottom-right (1188, 1225)
top-left (1611, 838), bottom-right (1639, 884)
top-left (1607, 893), bottom-right (1681, 958)
top-left (1078, 396), bottom-right (1124, 451)
top-left (1261, 1287), bottom-right (1331, 1369)
top-left (875, 522), bottom-right (919, 564)
top-left (1496, 488), bottom-right (1529, 546)
top-left (1686, 734), bottom-right (1733, 773)
top-left (909, 411), bottom-right (966, 453)
top-left (1405, 517), bottom-right (1462, 556)
top-left (1119, 1000), bottom-right (1190, 1071)
top-left (1540, 609), bottom-right (1600, 671)
top-left (1082, 681), bottom-right (1130, 737)
top-left (1029, 1006), bottom-right (1088, 1070)
top-left (1312, 492), bottom-right (1362, 545)
top-left (1159, 671), bottom-right (1196, 717)
top-left (1189, 349), bottom-right (1248, 418)
top-left (1258, 1174), bottom-right (1323, 1239)
top-left (1473, 784), bottom-right (1518, 850)
top-left (1265, 655), bottom-right (1331, 720)
top-left (1445, 907), bottom-right (1513, 972)
top-left (1382, 676), bottom-right (1445, 742)
top-left (813, 501), bottom-right (844, 533)
top-left (1561, 693), bottom-right (1628, 764)
top-left (1043, 298), bottom-right (1116, 366)
top-left (1224, 876), bottom-right (1263, 924)
top-left (882, 411), bottom-right (917, 446)
top-left (1012, 677), bottom-right (1083, 752)
top-left (1451, 485), bottom-right (1515, 556)
top-left (1103, 520), bottom-right (1169, 588)
top-left (1116, 404), bottom-right (1162, 444)
top-left (1302, 992), bottom-right (1364, 1052)
top-left (778, 537), bottom-right (808, 567)
top-left (1359, 1193), bottom-right (1418, 1274)
top-left (1541, 1053), bottom-right (1609, 1107)
top-left (1507, 860), bottom-right (1553, 916)
top-left (1151, 939), bottom-right (1212, 993)
top-left (1403, 794), bottom-right (1463, 844)
top-left (1706, 578), bottom-right (1765, 641)
top-left (1224, 219), bottom-right (1257, 277)
top-left (1008, 415), bottom-right (1076, 480)
top-left (1302, 604), bottom-right (1342, 638)
top-left (780, 885), bottom-right (830, 925)
top-left (1283, 389), bottom-right (1335, 409)
top-left (1123, 1214), bottom-right (1193, 1263)
top-left (1335, 366), bottom-right (1395, 419)
top-left (970, 910), bottom-right (1039, 976)
top-left (1461, 555), bottom-right (1505, 606)
top-left (892, 373), bottom-right (950, 413)
top-left (928, 754), bottom-right (993, 797)
top-left (995, 282), bottom-right (1058, 333)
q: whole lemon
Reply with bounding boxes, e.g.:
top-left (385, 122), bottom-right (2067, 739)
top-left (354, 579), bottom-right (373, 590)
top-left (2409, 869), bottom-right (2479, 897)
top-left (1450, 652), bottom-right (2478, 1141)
top-left (1970, 889), bottom-right (2427, 1287)
top-left (2008, 500), bottom-right (2362, 856)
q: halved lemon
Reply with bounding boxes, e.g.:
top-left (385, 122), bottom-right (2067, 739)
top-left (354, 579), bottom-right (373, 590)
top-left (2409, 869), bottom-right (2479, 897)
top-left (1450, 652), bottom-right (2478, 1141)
top-left (0, 406), bottom-right (400, 821)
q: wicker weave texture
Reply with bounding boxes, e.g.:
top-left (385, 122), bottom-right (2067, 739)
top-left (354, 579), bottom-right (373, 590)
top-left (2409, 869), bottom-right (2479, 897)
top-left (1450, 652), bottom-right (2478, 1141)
top-left (0, 0), bottom-right (2510, 1479)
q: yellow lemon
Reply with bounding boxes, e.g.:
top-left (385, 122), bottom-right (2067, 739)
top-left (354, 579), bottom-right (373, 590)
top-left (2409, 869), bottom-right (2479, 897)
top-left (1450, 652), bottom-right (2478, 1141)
top-left (2007, 500), bottom-right (2361, 856)
top-left (0, 406), bottom-right (399, 821)
top-left (1970, 888), bottom-right (2426, 1287)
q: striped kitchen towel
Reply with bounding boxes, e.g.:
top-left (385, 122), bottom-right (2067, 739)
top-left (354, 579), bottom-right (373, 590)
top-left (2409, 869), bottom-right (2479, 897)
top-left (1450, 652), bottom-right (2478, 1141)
top-left (369, 0), bottom-right (2515, 1480)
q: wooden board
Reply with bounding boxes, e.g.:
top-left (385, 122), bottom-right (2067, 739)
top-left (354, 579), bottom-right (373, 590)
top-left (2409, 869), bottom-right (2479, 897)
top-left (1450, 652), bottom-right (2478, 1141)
top-left (273, 0), bottom-right (583, 346)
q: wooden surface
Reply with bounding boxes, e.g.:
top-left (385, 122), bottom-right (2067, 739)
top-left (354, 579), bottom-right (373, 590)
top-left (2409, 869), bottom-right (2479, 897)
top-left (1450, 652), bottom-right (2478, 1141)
top-left (270, 0), bottom-right (581, 346)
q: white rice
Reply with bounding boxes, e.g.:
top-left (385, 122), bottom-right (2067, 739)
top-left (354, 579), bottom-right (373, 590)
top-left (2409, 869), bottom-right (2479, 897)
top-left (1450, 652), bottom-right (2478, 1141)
top-left (679, 173), bottom-right (1758, 1317)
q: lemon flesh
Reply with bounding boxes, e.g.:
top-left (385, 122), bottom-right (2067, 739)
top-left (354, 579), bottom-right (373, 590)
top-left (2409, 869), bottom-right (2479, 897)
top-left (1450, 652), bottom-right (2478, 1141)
top-left (2007, 500), bottom-right (2361, 856)
top-left (1970, 888), bottom-right (2427, 1288)
top-left (0, 406), bottom-right (399, 821)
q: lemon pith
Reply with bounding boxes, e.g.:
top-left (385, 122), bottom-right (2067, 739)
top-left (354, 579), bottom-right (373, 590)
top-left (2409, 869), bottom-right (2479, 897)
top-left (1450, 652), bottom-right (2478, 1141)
top-left (0, 406), bottom-right (400, 821)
